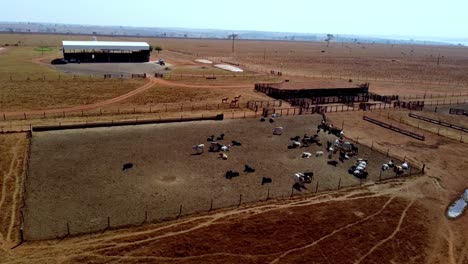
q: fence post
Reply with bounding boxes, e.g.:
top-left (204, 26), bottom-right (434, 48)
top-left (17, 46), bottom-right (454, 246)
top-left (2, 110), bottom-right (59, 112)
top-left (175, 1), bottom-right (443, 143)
top-left (209, 199), bottom-right (213, 212)
top-left (386, 149), bottom-right (389, 156)
top-left (143, 211), bottom-right (148, 224)
top-left (315, 181), bottom-right (319, 193)
top-left (177, 205), bottom-right (182, 218)
top-left (379, 170), bottom-right (382, 182)
top-left (238, 194), bottom-right (242, 207)
top-left (266, 188), bottom-right (270, 201)
top-left (337, 178), bottom-right (341, 189)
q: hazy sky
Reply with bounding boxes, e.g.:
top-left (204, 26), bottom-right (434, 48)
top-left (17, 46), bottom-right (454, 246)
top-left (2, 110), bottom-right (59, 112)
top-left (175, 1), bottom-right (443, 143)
top-left (2, 0), bottom-right (467, 38)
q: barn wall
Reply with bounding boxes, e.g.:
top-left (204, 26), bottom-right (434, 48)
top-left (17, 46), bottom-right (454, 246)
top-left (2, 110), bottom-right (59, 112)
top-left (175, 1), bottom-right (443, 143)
top-left (254, 83), bottom-right (370, 105)
top-left (63, 50), bottom-right (150, 63)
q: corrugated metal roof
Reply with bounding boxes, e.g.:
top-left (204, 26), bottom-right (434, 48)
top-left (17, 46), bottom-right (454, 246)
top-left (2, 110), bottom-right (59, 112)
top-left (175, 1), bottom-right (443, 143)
top-left (62, 41), bottom-right (150, 51)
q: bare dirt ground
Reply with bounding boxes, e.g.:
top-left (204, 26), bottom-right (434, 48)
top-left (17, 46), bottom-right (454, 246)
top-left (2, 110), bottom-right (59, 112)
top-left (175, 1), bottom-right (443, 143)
top-left (0, 133), bottom-right (28, 252)
top-left (3, 184), bottom-right (435, 264)
top-left (326, 111), bottom-right (468, 264)
top-left (25, 115), bottom-right (406, 240)
top-left (370, 107), bottom-right (468, 143)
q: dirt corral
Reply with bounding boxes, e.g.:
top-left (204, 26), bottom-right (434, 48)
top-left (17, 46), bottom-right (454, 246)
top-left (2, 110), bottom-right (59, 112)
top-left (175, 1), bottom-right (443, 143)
top-left (24, 115), bottom-right (413, 240)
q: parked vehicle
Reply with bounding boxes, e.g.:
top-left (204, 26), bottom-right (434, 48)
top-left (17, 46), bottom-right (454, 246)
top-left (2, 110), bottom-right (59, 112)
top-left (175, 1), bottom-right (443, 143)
top-left (51, 58), bottom-right (68, 65)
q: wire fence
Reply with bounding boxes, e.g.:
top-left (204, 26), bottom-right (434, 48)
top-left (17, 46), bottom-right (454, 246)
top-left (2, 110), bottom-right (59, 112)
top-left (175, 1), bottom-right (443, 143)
top-left (1, 102), bottom-right (243, 122)
top-left (371, 111), bottom-right (467, 143)
top-left (23, 164), bottom-right (421, 241)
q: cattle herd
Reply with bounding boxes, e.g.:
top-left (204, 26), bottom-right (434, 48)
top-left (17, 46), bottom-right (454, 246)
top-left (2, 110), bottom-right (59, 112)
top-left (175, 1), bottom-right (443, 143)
top-left (190, 114), bottom-right (411, 193)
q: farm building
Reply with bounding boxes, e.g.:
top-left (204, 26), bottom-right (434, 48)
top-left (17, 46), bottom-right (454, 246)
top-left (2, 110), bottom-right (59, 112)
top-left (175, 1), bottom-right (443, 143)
top-left (255, 81), bottom-right (370, 106)
top-left (62, 41), bottom-right (150, 63)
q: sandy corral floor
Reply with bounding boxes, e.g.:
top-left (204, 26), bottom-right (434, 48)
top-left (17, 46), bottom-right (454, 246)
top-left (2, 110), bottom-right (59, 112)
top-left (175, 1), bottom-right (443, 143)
top-left (25, 115), bottom-right (411, 240)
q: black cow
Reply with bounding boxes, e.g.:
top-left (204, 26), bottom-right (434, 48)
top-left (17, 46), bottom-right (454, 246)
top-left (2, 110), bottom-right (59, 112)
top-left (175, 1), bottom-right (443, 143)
top-left (122, 163), bottom-right (133, 171)
top-left (260, 118), bottom-right (266, 122)
top-left (225, 170), bottom-right (240, 179)
top-left (217, 134), bottom-right (225, 140)
top-left (244, 165), bottom-right (256, 173)
top-left (207, 135), bottom-right (215, 142)
top-left (232, 140), bottom-right (242, 146)
top-left (290, 136), bottom-right (301, 141)
top-left (269, 118), bottom-right (275, 123)
top-left (327, 160), bottom-right (339, 167)
top-left (293, 182), bottom-right (307, 191)
top-left (261, 177), bottom-right (272, 185)
top-left (351, 144), bottom-right (359, 154)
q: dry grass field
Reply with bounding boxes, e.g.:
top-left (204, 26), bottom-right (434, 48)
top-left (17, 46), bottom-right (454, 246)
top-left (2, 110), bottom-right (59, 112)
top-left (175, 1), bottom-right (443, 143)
top-left (25, 115), bottom-right (406, 240)
top-left (0, 46), bottom-right (149, 111)
top-left (0, 79), bottom-right (147, 111)
top-left (0, 33), bottom-right (467, 263)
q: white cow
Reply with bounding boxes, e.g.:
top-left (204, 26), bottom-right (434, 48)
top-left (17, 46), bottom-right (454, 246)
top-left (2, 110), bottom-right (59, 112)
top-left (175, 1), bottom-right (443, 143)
top-left (382, 164), bottom-right (390, 171)
top-left (273, 127), bottom-right (284, 135)
top-left (192, 144), bottom-right (205, 154)
top-left (302, 152), bottom-right (312, 158)
top-left (315, 151), bottom-right (324, 157)
top-left (402, 162), bottom-right (409, 170)
top-left (292, 141), bottom-right (302, 148)
top-left (221, 145), bottom-right (230, 152)
top-left (293, 173), bottom-right (306, 184)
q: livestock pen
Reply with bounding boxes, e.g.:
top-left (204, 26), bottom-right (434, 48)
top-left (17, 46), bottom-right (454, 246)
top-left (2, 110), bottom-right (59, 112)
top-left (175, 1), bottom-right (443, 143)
top-left (23, 115), bottom-right (418, 240)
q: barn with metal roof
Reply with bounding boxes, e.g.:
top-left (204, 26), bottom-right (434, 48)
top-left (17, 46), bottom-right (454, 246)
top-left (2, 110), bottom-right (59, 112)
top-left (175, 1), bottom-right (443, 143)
top-left (62, 41), bottom-right (150, 63)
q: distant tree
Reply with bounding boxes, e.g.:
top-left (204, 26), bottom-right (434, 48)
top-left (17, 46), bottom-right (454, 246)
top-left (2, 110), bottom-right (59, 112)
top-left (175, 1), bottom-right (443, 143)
top-left (184, 34), bottom-right (188, 38)
top-left (155, 46), bottom-right (163, 53)
top-left (325, 34), bottom-right (334, 47)
top-left (149, 45), bottom-right (154, 52)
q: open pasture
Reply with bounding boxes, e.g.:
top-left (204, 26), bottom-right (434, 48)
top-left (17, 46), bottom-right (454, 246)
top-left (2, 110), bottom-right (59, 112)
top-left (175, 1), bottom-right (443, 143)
top-left (24, 115), bottom-right (406, 240)
top-left (2, 33), bottom-right (468, 86)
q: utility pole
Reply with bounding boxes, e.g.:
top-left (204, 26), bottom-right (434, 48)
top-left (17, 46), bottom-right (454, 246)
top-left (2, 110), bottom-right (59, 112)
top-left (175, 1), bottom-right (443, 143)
top-left (229, 33), bottom-right (238, 53)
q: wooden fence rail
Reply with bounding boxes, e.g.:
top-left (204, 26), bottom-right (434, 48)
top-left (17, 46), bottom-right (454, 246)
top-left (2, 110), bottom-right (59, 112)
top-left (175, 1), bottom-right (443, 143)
top-left (408, 113), bottom-right (468, 133)
top-left (363, 116), bottom-right (425, 141)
